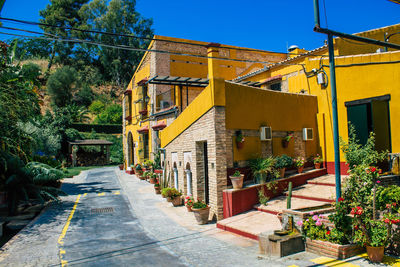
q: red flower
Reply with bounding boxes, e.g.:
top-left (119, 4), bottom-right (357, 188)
top-left (392, 220), bottom-right (397, 224)
top-left (355, 206), bottom-right (363, 215)
top-left (370, 167), bottom-right (377, 173)
top-left (393, 203), bottom-right (397, 207)
top-left (385, 218), bottom-right (390, 224)
top-left (354, 225), bottom-right (359, 230)
top-left (350, 208), bottom-right (356, 215)
top-left (326, 231), bottom-right (331, 235)
top-left (338, 197), bottom-right (344, 202)
top-left (386, 204), bottom-right (392, 209)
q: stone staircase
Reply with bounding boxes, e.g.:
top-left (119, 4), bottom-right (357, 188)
top-left (217, 174), bottom-right (346, 240)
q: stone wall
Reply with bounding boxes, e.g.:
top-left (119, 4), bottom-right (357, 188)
top-left (164, 106), bottom-right (227, 220)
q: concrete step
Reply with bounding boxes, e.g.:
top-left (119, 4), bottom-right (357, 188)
top-left (217, 211), bottom-right (282, 240)
top-left (285, 184), bottom-right (336, 203)
top-left (306, 174), bottom-right (348, 186)
top-left (255, 196), bottom-right (330, 215)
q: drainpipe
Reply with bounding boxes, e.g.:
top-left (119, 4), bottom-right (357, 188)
top-left (185, 169), bottom-right (192, 196)
top-left (173, 167), bottom-right (179, 190)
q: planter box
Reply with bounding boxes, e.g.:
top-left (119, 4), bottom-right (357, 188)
top-left (306, 238), bottom-right (364, 260)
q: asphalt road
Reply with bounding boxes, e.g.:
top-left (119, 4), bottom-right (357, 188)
top-left (59, 168), bottom-right (187, 267)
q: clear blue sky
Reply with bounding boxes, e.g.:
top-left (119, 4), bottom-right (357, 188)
top-left (1, 0), bottom-right (399, 53)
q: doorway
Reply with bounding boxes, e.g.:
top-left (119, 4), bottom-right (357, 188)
top-left (196, 141), bottom-right (210, 204)
top-left (127, 132), bottom-right (134, 166)
top-left (346, 95), bottom-right (391, 152)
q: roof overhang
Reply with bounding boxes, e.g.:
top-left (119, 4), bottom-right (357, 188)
top-left (137, 125), bottom-right (149, 133)
top-left (152, 121), bottom-right (167, 131)
top-left (148, 75), bottom-right (209, 87)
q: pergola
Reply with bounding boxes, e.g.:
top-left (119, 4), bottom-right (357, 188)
top-left (68, 139), bottom-right (113, 167)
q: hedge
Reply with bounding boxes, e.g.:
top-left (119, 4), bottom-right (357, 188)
top-left (71, 123), bottom-right (122, 134)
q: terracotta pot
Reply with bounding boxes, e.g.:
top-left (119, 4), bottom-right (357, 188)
top-left (166, 197), bottom-right (172, 202)
top-left (236, 140), bottom-right (244, 149)
top-left (119, 164), bottom-right (124, 170)
top-left (149, 177), bottom-right (157, 184)
top-left (279, 168), bottom-right (286, 178)
top-left (154, 187), bottom-right (161, 194)
top-left (186, 205), bottom-right (193, 212)
top-left (171, 197), bottom-right (183, 207)
top-left (297, 166), bottom-right (304, 174)
top-left (282, 139), bottom-right (289, 148)
top-left (366, 245), bottom-right (384, 262)
top-left (315, 163), bottom-right (321, 169)
top-left (229, 174), bottom-right (244, 189)
top-left (192, 206), bottom-right (210, 225)
top-left (139, 175), bottom-right (146, 180)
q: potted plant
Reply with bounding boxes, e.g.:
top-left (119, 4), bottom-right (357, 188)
top-left (169, 188), bottom-right (183, 207)
top-left (229, 170), bottom-right (244, 189)
top-left (119, 164), bottom-right (124, 170)
top-left (275, 155), bottom-right (293, 178)
top-left (161, 187), bottom-right (172, 200)
top-left (185, 196), bottom-right (194, 212)
top-left (235, 130), bottom-right (245, 149)
top-left (135, 164), bottom-right (143, 176)
top-left (249, 157), bottom-right (277, 184)
top-left (153, 151), bottom-right (163, 174)
top-left (294, 156), bottom-right (305, 173)
top-left (141, 170), bottom-right (150, 180)
top-left (282, 132), bottom-right (294, 148)
top-left (149, 173), bottom-right (158, 184)
top-left (192, 200), bottom-right (210, 225)
top-left (154, 183), bottom-right (161, 194)
top-left (313, 154), bottom-right (323, 169)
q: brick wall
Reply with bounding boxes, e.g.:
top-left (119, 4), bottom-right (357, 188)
top-left (164, 106), bottom-right (227, 220)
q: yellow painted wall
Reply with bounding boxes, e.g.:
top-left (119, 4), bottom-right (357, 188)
top-left (232, 136), bottom-right (262, 161)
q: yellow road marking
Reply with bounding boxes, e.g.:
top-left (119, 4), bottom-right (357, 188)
top-left (58, 194), bottom-right (81, 245)
top-left (358, 253), bottom-right (400, 266)
top-left (98, 192), bottom-right (105, 196)
top-left (311, 256), bottom-right (359, 267)
top-left (83, 193), bottom-right (87, 197)
top-left (114, 191), bottom-right (120, 195)
top-left (287, 265), bottom-right (299, 267)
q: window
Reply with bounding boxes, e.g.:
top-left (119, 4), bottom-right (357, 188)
top-left (270, 82), bottom-right (281, 91)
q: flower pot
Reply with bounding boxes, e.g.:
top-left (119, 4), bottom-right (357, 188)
top-left (229, 174), bottom-right (244, 189)
top-left (297, 166), bottom-right (304, 174)
top-left (139, 175), bottom-right (146, 180)
top-left (279, 168), bottom-right (286, 178)
top-left (236, 140), bottom-right (244, 149)
top-left (192, 206), bottom-right (210, 225)
top-left (149, 177), bottom-right (157, 184)
top-left (282, 139), bottom-right (289, 148)
top-left (315, 163), bottom-right (321, 169)
top-left (171, 197), bottom-right (182, 207)
top-left (154, 187), bottom-right (161, 194)
top-left (366, 245), bottom-right (384, 263)
top-left (119, 164), bottom-right (124, 170)
top-left (186, 205), bottom-right (192, 212)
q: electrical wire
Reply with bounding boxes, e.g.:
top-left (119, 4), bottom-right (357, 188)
top-left (322, 0), bottom-right (329, 28)
top-left (0, 16), bottom-right (328, 57)
top-left (0, 29), bottom-right (308, 66)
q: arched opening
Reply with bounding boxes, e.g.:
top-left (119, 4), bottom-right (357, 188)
top-left (185, 162), bottom-right (192, 196)
top-left (173, 162), bottom-right (178, 190)
top-left (127, 132), bottom-right (135, 166)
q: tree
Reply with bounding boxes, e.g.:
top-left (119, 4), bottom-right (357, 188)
top-left (74, 84), bottom-right (94, 107)
top-left (79, 0), bottom-right (153, 86)
top-left (89, 99), bottom-right (106, 115)
top-left (39, 0), bottom-right (89, 72)
top-left (9, 38), bottom-right (52, 61)
top-left (21, 63), bottom-right (42, 87)
top-left (46, 66), bottom-right (79, 108)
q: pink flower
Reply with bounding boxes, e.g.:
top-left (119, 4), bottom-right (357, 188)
top-left (297, 220), bottom-right (303, 227)
top-left (377, 180), bottom-right (381, 184)
top-left (309, 211), bottom-right (314, 215)
top-left (316, 220), bottom-right (322, 226)
top-left (312, 215), bottom-right (318, 221)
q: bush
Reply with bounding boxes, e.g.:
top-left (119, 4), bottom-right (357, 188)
top-left (275, 155), bottom-right (293, 169)
top-left (89, 100), bottom-right (106, 115)
top-left (74, 84), bottom-right (94, 107)
top-left (47, 66), bottom-right (78, 108)
top-left (192, 200), bottom-right (207, 209)
top-left (94, 104), bottom-right (122, 124)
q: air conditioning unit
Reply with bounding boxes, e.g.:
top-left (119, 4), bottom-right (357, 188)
top-left (260, 126), bottom-right (272, 141)
top-left (303, 128), bottom-right (314, 141)
top-left (160, 100), bottom-right (170, 109)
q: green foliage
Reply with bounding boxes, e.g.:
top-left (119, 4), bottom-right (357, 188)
top-left (192, 200), bottom-right (207, 209)
top-left (9, 38), bottom-right (52, 60)
top-left (301, 214), bottom-right (329, 241)
top-left (293, 157), bottom-right (305, 168)
top-left (47, 66), bottom-right (79, 108)
top-left (161, 187), bottom-right (172, 198)
top-left (135, 164), bottom-right (142, 170)
top-left (89, 100), bottom-right (106, 115)
top-left (74, 84), bottom-right (94, 107)
top-left (153, 151), bottom-right (161, 169)
top-left (258, 186), bottom-right (269, 206)
top-left (328, 199), bottom-right (352, 244)
top-left (21, 63), bottom-right (42, 86)
top-left (249, 157), bottom-right (277, 184)
top-left (232, 170), bottom-right (241, 177)
top-left (79, 131), bottom-right (123, 164)
top-left (275, 155), bottom-right (293, 169)
top-left (0, 44), bottom-right (41, 157)
top-left (376, 185), bottom-right (400, 213)
top-left (353, 219), bottom-right (389, 247)
top-left (340, 124), bottom-right (388, 170)
top-left (169, 188), bottom-right (182, 198)
top-left (66, 104), bottom-right (90, 123)
top-left (94, 104), bottom-right (122, 124)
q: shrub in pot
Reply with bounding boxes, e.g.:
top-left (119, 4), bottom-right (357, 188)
top-left (229, 170), bottom-right (244, 189)
top-left (135, 164), bottom-right (143, 176)
top-left (141, 171), bottom-right (150, 180)
top-left (275, 155), bottom-right (293, 178)
top-left (192, 200), bottom-right (210, 225)
top-left (154, 183), bottom-right (161, 194)
top-left (149, 173), bottom-right (158, 184)
top-left (294, 156), bottom-right (305, 173)
top-left (313, 154), bottom-right (323, 169)
top-left (161, 187), bottom-right (171, 199)
top-left (249, 157), bottom-right (277, 184)
top-left (185, 196), bottom-right (194, 212)
top-left (169, 188), bottom-right (183, 206)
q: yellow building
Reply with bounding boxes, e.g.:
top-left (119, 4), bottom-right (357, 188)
top-left (123, 24), bottom-right (400, 220)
